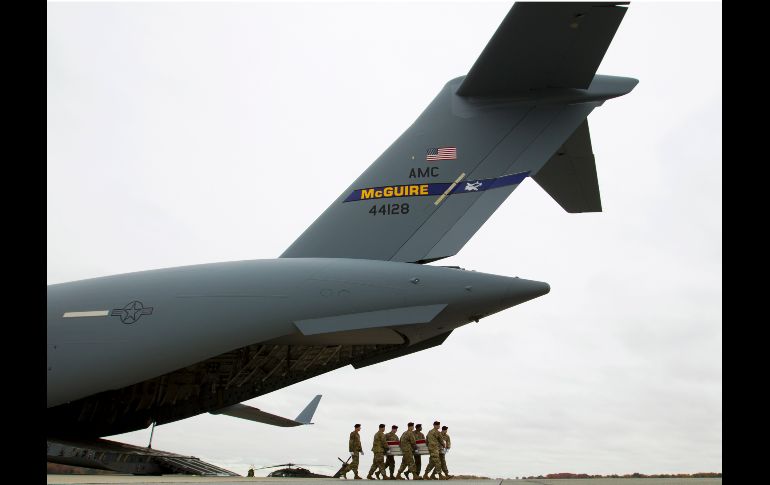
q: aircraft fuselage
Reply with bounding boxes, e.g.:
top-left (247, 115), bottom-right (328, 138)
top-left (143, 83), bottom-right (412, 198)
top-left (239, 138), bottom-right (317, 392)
top-left (47, 258), bottom-right (548, 437)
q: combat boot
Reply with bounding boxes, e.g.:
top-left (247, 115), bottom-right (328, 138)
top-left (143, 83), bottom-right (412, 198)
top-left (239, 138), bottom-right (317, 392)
top-left (395, 473), bottom-right (405, 480)
top-left (367, 474), bottom-right (374, 480)
top-left (354, 475), bottom-right (363, 480)
top-left (422, 473), bottom-right (431, 480)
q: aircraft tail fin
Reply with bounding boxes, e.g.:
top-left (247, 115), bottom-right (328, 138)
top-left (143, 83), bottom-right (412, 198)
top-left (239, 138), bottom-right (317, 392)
top-left (281, 3), bottom-right (635, 263)
top-left (532, 120), bottom-right (602, 213)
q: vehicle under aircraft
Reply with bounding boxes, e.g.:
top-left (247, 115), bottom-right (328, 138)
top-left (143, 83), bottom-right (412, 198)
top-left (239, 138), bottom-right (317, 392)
top-left (47, 2), bottom-right (637, 475)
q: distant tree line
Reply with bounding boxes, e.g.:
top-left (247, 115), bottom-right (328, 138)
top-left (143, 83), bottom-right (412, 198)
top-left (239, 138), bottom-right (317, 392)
top-left (518, 472), bottom-right (722, 479)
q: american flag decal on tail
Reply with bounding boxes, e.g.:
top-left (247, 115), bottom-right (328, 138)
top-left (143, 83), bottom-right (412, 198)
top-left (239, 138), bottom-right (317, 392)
top-left (426, 146), bottom-right (456, 161)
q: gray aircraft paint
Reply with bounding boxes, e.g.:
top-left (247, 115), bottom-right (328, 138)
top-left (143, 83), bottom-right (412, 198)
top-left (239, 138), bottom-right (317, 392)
top-left (48, 258), bottom-right (547, 408)
top-left (210, 394), bottom-right (323, 427)
top-left (47, 2), bottom-right (636, 474)
top-left (281, 75), bottom-right (635, 263)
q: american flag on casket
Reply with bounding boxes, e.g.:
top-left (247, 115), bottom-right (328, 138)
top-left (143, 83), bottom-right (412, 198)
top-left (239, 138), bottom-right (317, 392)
top-left (415, 439), bottom-right (429, 455)
top-left (387, 439), bottom-right (431, 455)
top-left (386, 441), bottom-right (402, 456)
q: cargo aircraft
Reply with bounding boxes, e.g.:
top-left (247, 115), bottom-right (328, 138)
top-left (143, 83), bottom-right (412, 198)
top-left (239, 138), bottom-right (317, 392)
top-left (47, 2), bottom-right (636, 475)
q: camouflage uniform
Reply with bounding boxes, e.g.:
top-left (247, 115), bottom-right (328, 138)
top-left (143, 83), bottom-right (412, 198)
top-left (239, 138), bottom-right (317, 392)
top-left (343, 430), bottom-right (363, 478)
top-left (396, 429), bottom-right (419, 479)
top-left (424, 428), bottom-right (446, 479)
top-left (367, 429), bottom-right (389, 479)
top-left (412, 428), bottom-right (425, 476)
top-left (439, 431), bottom-right (451, 476)
top-left (384, 430), bottom-right (399, 478)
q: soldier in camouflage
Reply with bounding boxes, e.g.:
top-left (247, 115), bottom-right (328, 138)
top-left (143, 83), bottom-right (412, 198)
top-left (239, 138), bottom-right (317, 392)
top-left (408, 424), bottom-right (425, 479)
top-left (439, 426), bottom-right (452, 479)
top-left (384, 425), bottom-right (399, 479)
top-left (367, 424), bottom-right (389, 480)
top-left (342, 424), bottom-right (364, 479)
top-left (423, 421), bottom-right (448, 480)
top-left (395, 422), bottom-right (421, 480)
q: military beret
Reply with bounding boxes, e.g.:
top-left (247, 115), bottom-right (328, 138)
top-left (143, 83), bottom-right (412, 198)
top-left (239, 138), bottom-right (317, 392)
top-left (355, 424), bottom-right (361, 428)
top-left (433, 421), bottom-right (440, 426)
top-left (408, 422), bottom-right (414, 427)
top-left (442, 426), bottom-right (448, 430)
top-left (379, 424), bottom-right (386, 428)
top-left (392, 425), bottom-right (398, 429)
top-left (416, 424), bottom-right (422, 428)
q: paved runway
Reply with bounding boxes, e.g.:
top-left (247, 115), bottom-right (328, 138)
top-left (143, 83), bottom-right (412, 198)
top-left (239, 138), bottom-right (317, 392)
top-left (47, 477), bottom-right (722, 485)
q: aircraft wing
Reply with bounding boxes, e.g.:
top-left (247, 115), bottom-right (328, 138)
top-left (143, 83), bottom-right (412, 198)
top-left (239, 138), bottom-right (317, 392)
top-left (210, 395), bottom-right (322, 427)
top-left (281, 2), bottom-right (635, 263)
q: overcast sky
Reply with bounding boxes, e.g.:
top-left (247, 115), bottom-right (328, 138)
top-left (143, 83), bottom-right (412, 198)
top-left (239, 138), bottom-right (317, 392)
top-left (47, 1), bottom-right (721, 478)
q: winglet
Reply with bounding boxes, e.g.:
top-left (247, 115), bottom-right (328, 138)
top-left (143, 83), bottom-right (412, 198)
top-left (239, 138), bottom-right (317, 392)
top-left (294, 394), bottom-right (322, 424)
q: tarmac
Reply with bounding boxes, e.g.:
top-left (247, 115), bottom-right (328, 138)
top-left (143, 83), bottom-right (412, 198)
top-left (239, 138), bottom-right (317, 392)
top-left (46, 477), bottom-right (722, 485)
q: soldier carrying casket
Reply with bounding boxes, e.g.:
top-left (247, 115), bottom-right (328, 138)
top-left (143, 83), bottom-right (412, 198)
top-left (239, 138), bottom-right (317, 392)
top-left (395, 422), bottom-right (421, 480)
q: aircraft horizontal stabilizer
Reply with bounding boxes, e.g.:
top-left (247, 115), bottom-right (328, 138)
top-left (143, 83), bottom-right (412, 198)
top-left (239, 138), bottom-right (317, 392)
top-left (457, 2), bottom-right (629, 96)
top-left (294, 304), bottom-right (447, 336)
top-left (532, 119), bottom-right (602, 213)
top-left (210, 394), bottom-right (322, 427)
